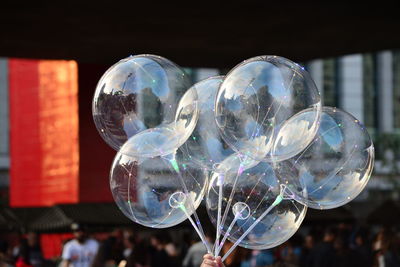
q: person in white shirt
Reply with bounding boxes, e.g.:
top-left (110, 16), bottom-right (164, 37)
top-left (61, 223), bottom-right (99, 267)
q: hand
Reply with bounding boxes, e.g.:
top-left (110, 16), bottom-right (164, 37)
top-left (200, 254), bottom-right (225, 267)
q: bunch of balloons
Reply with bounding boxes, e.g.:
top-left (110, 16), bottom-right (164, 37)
top-left (92, 54), bottom-right (374, 261)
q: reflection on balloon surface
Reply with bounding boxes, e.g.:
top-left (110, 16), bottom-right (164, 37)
top-left (180, 76), bottom-right (234, 170)
top-left (93, 54), bottom-right (192, 151)
top-left (275, 107), bottom-right (374, 209)
top-left (120, 87), bottom-right (199, 158)
top-left (110, 150), bottom-right (208, 228)
top-left (215, 56), bottom-right (321, 162)
top-left (206, 154), bottom-right (306, 249)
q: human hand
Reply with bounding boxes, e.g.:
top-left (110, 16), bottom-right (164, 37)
top-left (200, 254), bottom-right (225, 267)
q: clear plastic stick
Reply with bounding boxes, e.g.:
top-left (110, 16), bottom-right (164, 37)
top-left (216, 202), bottom-right (250, 256)
top-left (179, 204), bottom-right (212, 253)
top-left (216, 214), bottom-right (239, 256)
top-left (214, 173), bottom-right (224, 256)
top-left (166, 154), bottom-right (211, 253)
top-left (221, 185), bottom-right (291, 262)
top-left (219, 163), bottom-right (243, 237)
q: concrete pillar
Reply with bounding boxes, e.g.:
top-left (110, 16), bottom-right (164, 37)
top-left (307, 59), bottom-right (324, 105)
top-left (337, 54), bottom-right (364, 122)
top-left (376, 51), bottom-right (393, 133)
top-left (0, 58), bottom-right (9, 170)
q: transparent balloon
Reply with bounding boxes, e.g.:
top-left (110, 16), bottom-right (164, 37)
top-left (180, 76), bottom-right (234, 170)
top-left (120, 87), bottom-right (199, 158)
top-left (93, 54), bottom-right (195, 154)
top-left (215, 56), bottom-right (321, 162)
top-left (206, 154), bottom-right (307, 249)
top-left (110, 150), bottom-right (208, 228)
top-left (275, 107), bottom-right (374, 210)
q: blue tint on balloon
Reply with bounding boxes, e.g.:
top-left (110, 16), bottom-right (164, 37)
top-left (93, 54), bottom-right (193, 152)
top-left (206, 154), bottom-right (307, 249)
top-left (180, 76), bottom-right (234, 171)
top-left (215, 56), bottom-right (321, 162)
top-left (110, 150), bottom-right (208, 228)
top-left (275, 107), bottom-right (374, 209)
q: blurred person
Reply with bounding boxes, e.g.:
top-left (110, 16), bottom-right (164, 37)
top-left (201, 254), bottom-right (224, 267)
top-left (160, 233), bottom-right (179, 266)
top-left (91, 229), bottom-right (124, 267)
top-left (276, 236), bottom-right (302, 266)
top-left (0, 256), bottom-right (12, 267)
top-left (16, 232), bottom-right (44, 267)
top-left (373, 228), bottom-right (387, 267)
top-left (163, 233), bottom-right (179, 263)
top-left (308, 227), bottom-right (336, 267)
top-left (180, 230), bottom-right (193, 264)
top-left (122, 235), bottom-right (134, 260)
top-left (383, 232), bottom-right (400, 267)
top-left (352, 228), bottom-right (372, 267)
top-left (331, 233), bottom-right (358, 267)
top-left (124, 240), bottom-right (150, 267)
top-left (373, 229), bottom-right (400, 267)
top-left (182, 231), bottom-right (213, 267)
top-left (148, 232), bottom-right (172, 267)
top-left (240, 249), bottom-right (274, 267)
top-left (92, 229), bottom-right (124, 267)
top-left (299, 234), bottom-right (314, 267)
top-left (0, 240), bottom-right (12, 267)
top-left (61, 223), bottom-right (99, 267)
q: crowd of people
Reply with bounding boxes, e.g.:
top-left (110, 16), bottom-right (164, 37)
top-left (1, 223), bottom-right (399, 267)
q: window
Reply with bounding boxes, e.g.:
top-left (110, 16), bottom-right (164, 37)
top-left (393, 51), bottom-right (400, 132)
top-left (323, 58), bottom-right (338, 107)
top-left (363, 53), bottom-right (378, 133)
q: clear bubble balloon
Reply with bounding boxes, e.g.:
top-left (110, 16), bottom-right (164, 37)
top-left (93, 54), bottom-right (194, 154)
top-left (110, 150), bottom-right (208, 228)
top-left (180, 76), bottom-right (234, 170)
top-left (206, 154), bottom-right (307, 249)
top-left (120, 87), bottom-right (199, 158)
top-left (215, 56), bottom-right (321, 162)
top-left (275, 107), bottom-right (374, 210)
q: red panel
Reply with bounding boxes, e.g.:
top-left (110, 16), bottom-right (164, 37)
top-left (10, 60), bottom-right (114, 206)
top-left (9, 59), bottom-right (79, 207)
top-left (9, 59), bottom-right (42, 207)
top-left (37, 61), bottom-right (79, 205)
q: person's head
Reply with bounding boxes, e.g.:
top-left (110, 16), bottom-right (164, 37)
top-left (0, 240), bottom-right (8, 259)
top-left (334, 234), bottom-right (349, 252)
top-left (354, 228), bottom-right (369, 246)
top-left (150, 234), bottom-right (161, 249)
top-left (125, 240), bottom-right (149, 267)
top-left (323, 228), bottom-right (336, 243)
top-left (26, 232), bottom-right (38, 247)
top-left (304, 235), bottom-right (314, 249)
top-left (150, 232), bottom-right (168, 250)
top-left (71, 223), bottom-right (87, 243)
top-left (110, 228), bottom-right (123, 239)
top-left (124, 234), bottom-right (135, 249)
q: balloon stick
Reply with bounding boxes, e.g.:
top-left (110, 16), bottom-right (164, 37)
top-left (216, 202), bottom-right (250, 256)
top-left (214, 173), bottom-right (224, 256)
top-left (221, 185), bottom-right (293, 262)
top-left (166, 154), bottom-right (212, 253)
top-left (218, 162), bottom-right (244, 240)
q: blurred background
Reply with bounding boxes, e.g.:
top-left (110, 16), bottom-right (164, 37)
top-left (0, 2), bottom-right (399, 267)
